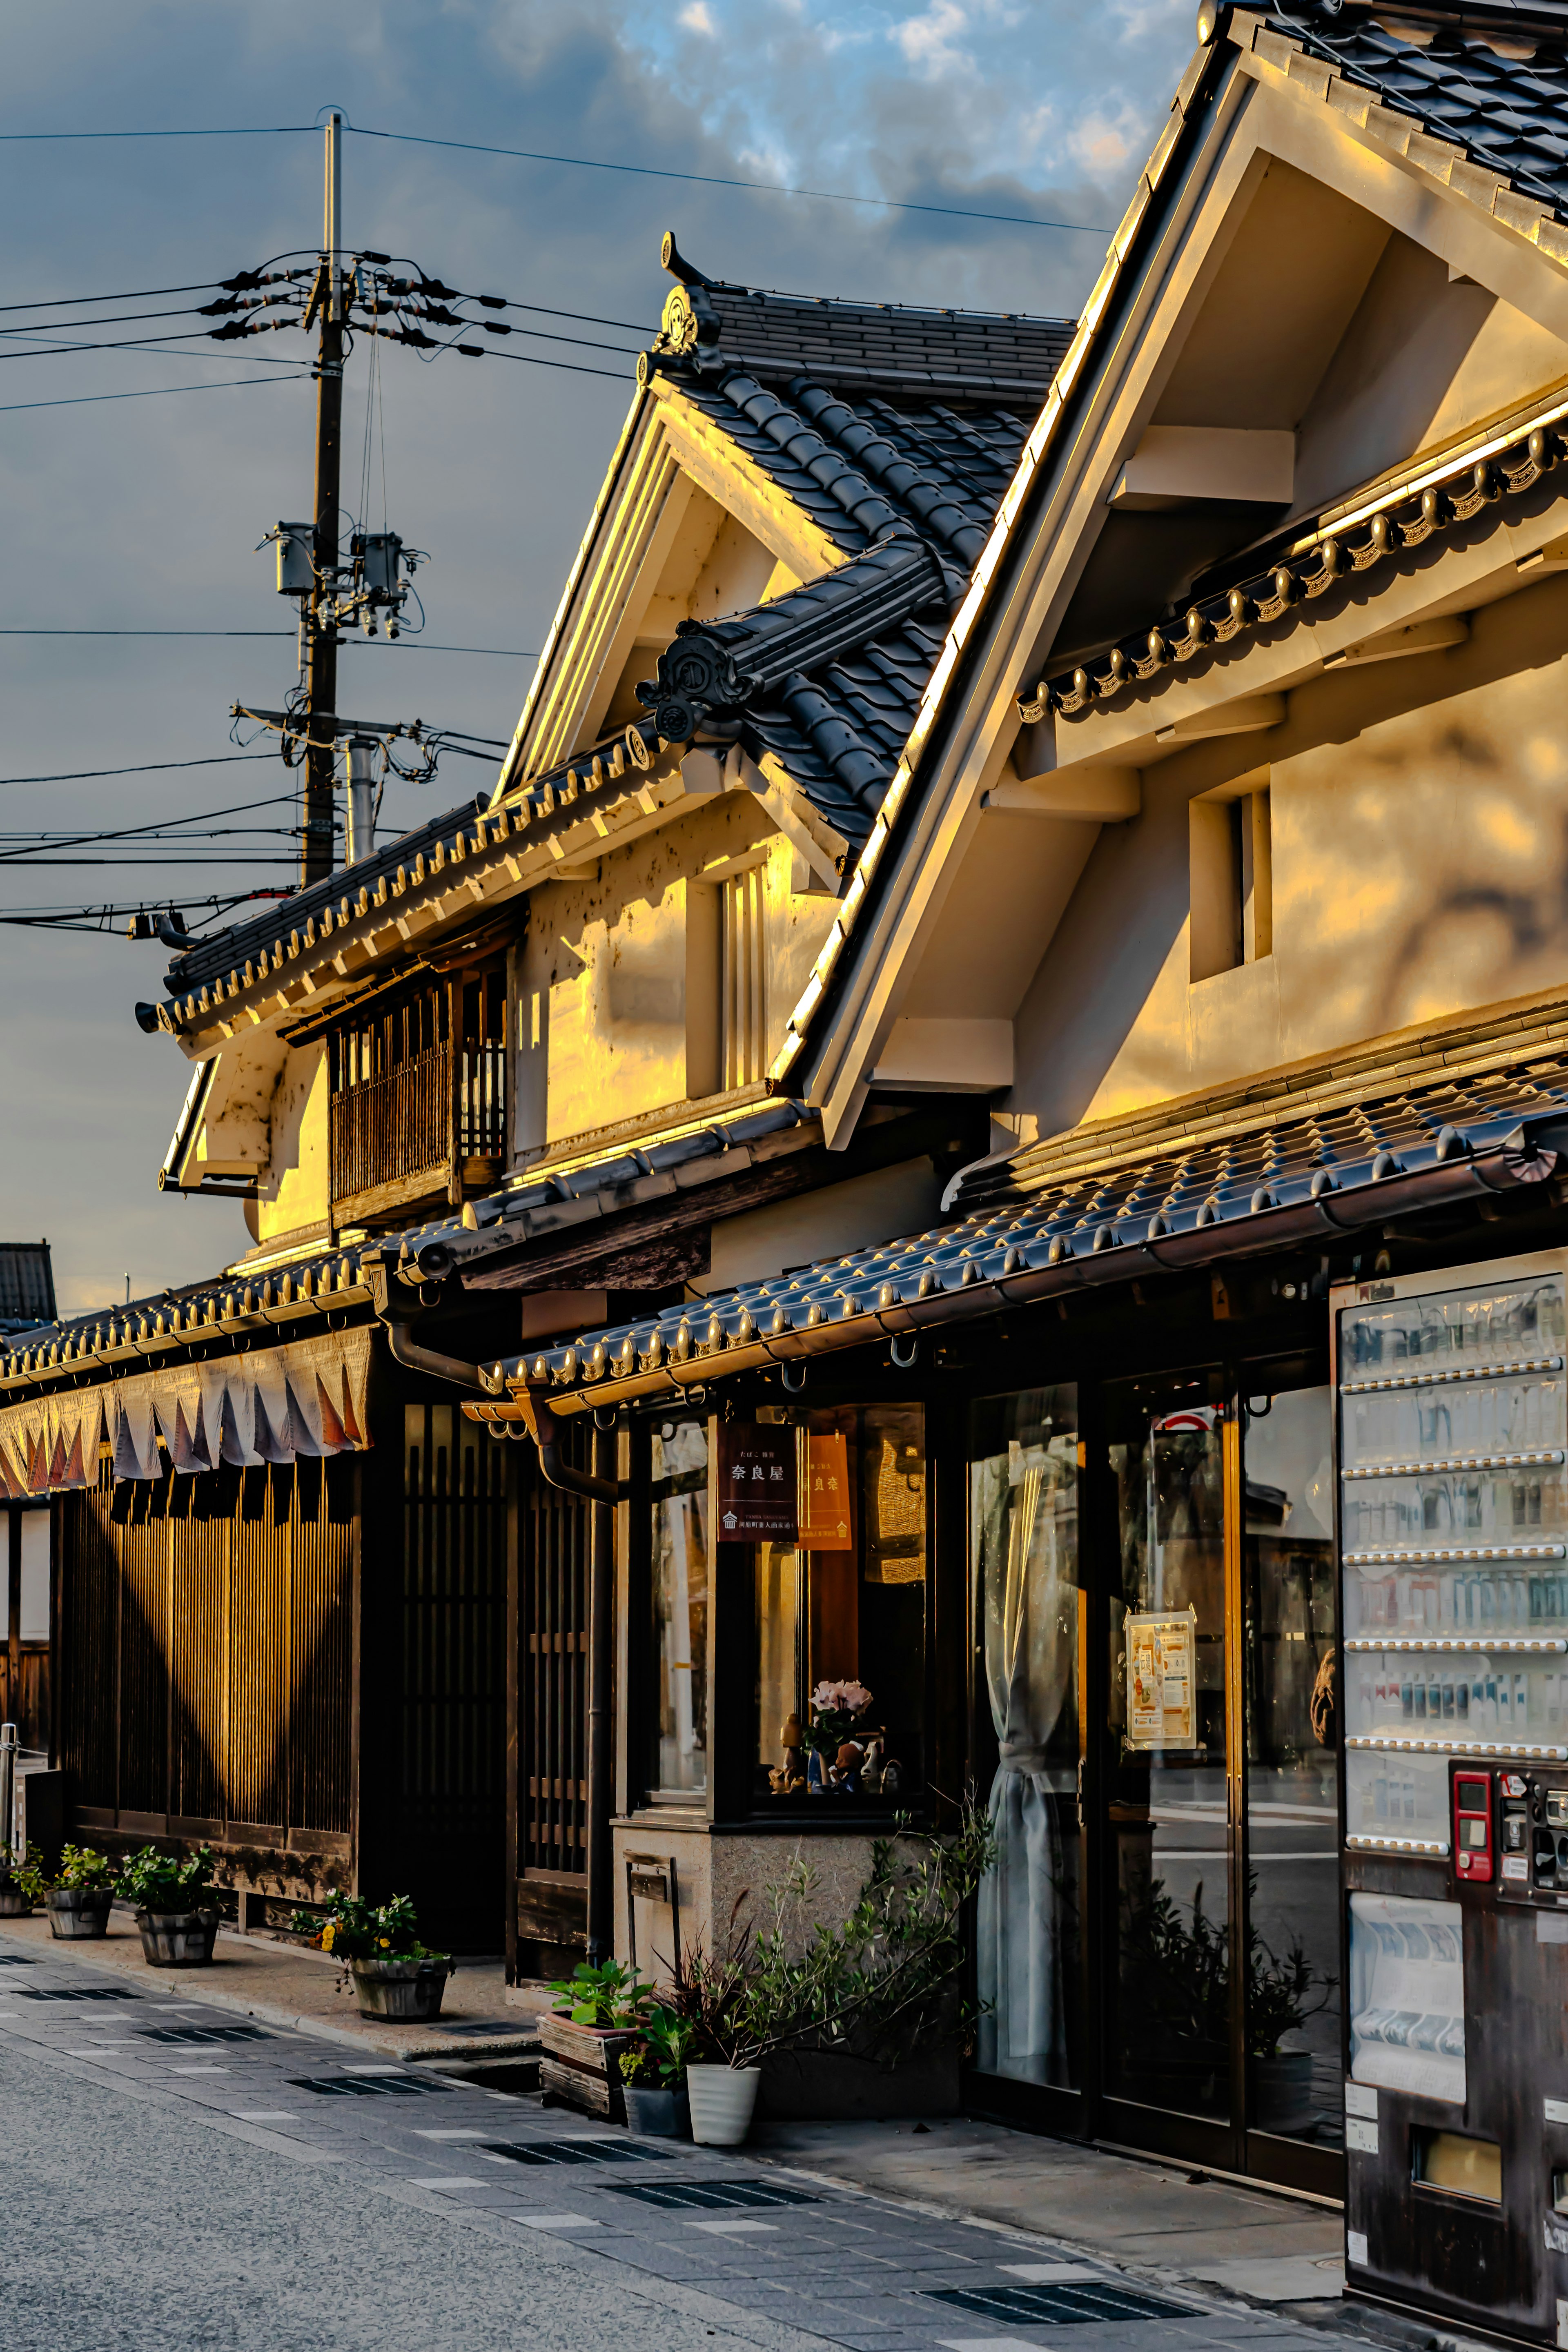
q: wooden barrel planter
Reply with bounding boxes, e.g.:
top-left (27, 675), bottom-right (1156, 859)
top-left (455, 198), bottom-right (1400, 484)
top-left (136, 1908), bottom-right (220, 1967)
top-left (349, 1957), bottom-right (452, 2021)
top-left (538, 2013), bottom-right (637, 2121)
top-left (0, 1880), bottom-right (31, 1918)
top-left (45, 1889), bottom-right (114, 1940)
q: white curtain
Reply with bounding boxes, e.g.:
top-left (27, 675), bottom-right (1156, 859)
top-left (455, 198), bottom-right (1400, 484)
top-left (975, 1435), bottom-right (1078, 2082)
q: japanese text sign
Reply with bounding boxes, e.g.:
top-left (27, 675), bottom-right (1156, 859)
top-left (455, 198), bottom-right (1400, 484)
top-left (717, 1421), bottom-right (798, 1541)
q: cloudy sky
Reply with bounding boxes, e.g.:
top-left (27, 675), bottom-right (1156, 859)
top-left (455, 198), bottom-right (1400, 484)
top-left (0, 0), bottom-right (1195, 1317)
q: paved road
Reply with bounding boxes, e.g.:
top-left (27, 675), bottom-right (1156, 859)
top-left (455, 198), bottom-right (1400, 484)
top-left (0, 1933), bottom-right (1334, 2352)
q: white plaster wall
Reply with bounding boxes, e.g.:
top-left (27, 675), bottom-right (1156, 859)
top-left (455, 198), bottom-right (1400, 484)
top-left (1008, 571), bottom-right (1568, 1140)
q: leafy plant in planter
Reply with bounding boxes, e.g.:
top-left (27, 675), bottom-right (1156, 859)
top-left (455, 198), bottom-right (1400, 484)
top-left (38, 1844), bottom-right (118, 1941)
top-left (1117, 1871), bottom-right (1332, 2125)
top-left (119, 1845), bottom-right (220, 1967)
top-left (667, 1799), bottom-right (998, 2144)
top-left (539, 1959), bottom-right (650, 2121)
top-left (0, 1841), bottom-right (45, 1916)
top-left (616, 2005), bottom-right (696, 2138)
top-left (548, 1957), bottom-right (648, 2028)
top-left (118, 1845), bottom-right (216, 1915)
top-left (291, 1891), bottom-right (453, 2022)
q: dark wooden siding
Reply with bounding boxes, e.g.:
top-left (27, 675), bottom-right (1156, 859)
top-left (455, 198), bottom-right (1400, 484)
top-left (395, 1402), bottom-right (508, 1949)
top-left (60, 1459), bottom-right (356, 1884)
top-left (512, 1423), bottom-right (590, 1969)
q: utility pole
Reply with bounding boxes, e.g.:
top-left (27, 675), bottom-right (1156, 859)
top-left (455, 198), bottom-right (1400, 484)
top-left (302, 113), bottom-right (345, 888)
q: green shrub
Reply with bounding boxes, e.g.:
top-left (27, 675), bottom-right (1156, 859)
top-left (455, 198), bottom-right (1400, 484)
top-left (118, 1844), bottom-right (216, 1913)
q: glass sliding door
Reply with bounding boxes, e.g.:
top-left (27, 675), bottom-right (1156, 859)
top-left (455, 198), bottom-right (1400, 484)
top-left (1241, 1371), bottom-right (1342, 2160)
top-left (1106, 1369), bottom-right (1232, 2126)
top-left (969, 1386), bottom-right (1081, 2090)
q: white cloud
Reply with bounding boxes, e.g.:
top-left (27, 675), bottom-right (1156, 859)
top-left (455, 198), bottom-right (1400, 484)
top-left (1065, 100), bottom-right (1145, 178)
top-left (677, 0), bottom-right (716, 28)
top-left (892, 0), bottom-right (978, 81)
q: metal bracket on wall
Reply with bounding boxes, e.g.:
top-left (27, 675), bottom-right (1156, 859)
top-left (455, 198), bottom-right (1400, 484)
top-left (624, 1851), bottom-right (680, 1976)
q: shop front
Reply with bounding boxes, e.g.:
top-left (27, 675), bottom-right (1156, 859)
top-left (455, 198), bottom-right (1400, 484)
top-left (470, 1047), bottom-right (1568, 2231)
top-left (510, 1269), bottom-right (1347, 2196)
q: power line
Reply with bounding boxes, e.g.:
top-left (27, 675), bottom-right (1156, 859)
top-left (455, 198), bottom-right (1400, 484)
top-left (0, 126), bottom-right (313, 142)
top-left (0, 754), bottom-right (277, 787)
top-left (481, 347), bottom-right (630, 383)
top-left (0, 631), bottom-right (535, 654)
top-left (0, 375), bottom-right (308, 415)
top-left (0, 279), bottom-right (225, 312)
top-left (0, 332), bottom-right (306, 367)
top-left (347, 122), bottom-right (1116, 235)
top-left (0, 304), bottom-right (219, 339)
top-left (0, 118), bottom-right (1113, 234)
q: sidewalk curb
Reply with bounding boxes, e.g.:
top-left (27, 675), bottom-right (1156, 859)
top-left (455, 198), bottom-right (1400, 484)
top-left (0, 1924), bottom-right (538, 2061)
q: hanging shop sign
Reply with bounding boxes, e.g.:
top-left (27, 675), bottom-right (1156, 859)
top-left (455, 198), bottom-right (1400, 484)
top-left (1125, 1606), bottom-right (1197, 1748)
top-left (799, 1429), bottom-right (853, 1550)
top-left (717, 1420), bottom-right (798, 1541)
top-left (0, 1327), bottom-right (373, 1496)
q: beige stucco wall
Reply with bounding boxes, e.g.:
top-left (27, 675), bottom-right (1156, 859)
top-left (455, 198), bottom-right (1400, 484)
top-left (252, 1042), bottom-right (330, 1242)
top-left (611, 1818), bottom-right (880, 1989)
top-left (514, 799), bottom-right (837, 1158)
top-left (1009, 569), bottom-right (1568, 1139)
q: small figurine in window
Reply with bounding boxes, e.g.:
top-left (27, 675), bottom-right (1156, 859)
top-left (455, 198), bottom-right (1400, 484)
top-left (831, 1740), bottom-right (863, 1794)
top-left (771, 1711), bottom-right (806, 1795)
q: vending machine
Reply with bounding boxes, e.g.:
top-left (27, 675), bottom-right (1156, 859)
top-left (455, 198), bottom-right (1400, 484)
top-left (1336, 1247), bottom-right (1568, 2345)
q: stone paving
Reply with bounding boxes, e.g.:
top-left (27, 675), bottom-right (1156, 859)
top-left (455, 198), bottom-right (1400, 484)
top-left (0, 1927), bottom-right (1353, 2352)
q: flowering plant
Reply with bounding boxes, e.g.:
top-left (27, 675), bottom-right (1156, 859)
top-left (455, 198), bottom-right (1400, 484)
top-left (803, 1679), bottom-right (873, 1757)
top-left (290, 1891), bottom-right (448, 1967)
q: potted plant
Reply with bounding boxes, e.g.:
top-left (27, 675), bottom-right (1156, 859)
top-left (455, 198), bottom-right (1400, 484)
top-left (41, 1844), bottom-right (117, 1939)
top-left (668, 1802), bottom-right (998, 2142)
top-left (1247, 1922), bottom-right (1331, 2138)
top-left (617, 2005), bottom-right (695, 2138)
top-left (292, 1893), bottom-right (452, 2020)
top-left (0, 1841), bottom-right (43, 1918)
top-left (541, 1959), bottom-right (648, 2120)
top-left (118, 1844), bottom-right (220, 1967)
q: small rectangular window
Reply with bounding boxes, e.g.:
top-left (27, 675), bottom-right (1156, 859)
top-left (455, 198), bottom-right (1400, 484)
top-left (1190, 784), bottom-right (1271, 981)
top-left (1413, 2128), bottom-right (1501, 2203)
top-left (19, 1510), bottom-right (48, 1642)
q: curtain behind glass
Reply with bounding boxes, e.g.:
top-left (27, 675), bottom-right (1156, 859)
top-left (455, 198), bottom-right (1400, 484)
top-left (652, 1421), bottom-right (709, 1795)
top-left (971, 1387), bottom-right (1080, 2087)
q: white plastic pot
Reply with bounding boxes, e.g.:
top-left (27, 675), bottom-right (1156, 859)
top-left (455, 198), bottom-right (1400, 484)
top-left (685, 2062), bottom-right (761, 2147)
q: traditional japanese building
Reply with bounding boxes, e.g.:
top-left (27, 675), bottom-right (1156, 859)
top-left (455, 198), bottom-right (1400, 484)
top-left (463, 1), bottom-right (1568, 2310)
top-left (1, 254), bottom-right (1071, 1963)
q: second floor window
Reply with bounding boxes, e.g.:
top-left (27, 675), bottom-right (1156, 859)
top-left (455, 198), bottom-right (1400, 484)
top-left (327, 967), bottom-right (507, 1216)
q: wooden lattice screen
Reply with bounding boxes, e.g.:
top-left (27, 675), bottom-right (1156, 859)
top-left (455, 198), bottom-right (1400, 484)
top-left (520, 1424), bottom-right (589, 1886)
top-left (60, 1458), bottom-right (355, 1853)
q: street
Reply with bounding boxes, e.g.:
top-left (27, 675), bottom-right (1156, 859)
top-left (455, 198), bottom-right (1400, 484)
top-left (0, 1934), bottom-right (1333, 2352)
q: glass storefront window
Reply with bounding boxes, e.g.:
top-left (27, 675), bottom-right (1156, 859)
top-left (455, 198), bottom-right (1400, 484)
top-left (1243, 1380), bottom-right (1341, 2149)
top-left (969, 1386), bottom-right (1080, 2089)
top-left (753, 1403), bottom-right (927, 1807)
top-left (1108, 1370), bottom-right (1230, 2120)
top-left (651, 1420), bottom-right (710, 1797)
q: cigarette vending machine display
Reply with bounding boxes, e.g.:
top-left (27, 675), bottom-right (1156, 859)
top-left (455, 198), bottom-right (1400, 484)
top-left (1337, 1250), bottom-right (1568, 2347)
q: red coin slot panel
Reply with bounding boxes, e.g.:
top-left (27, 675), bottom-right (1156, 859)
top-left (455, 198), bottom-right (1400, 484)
top-left (1454, 1771), bottom-right (1494, 1883)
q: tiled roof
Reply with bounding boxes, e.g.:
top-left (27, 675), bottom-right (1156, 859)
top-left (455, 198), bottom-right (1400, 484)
top-left (650, 247), bottom-right (1072, 404)
top-left (471, 1045), bottom-right (1568, 1410)
top-left (1263, 2), bottom-right (1568, 222)
top-left (766, 0), bottom-right (1568, 1095)
top-left (0, 1097), bottom-right (815, 1399)
top-left (1022, 376), bottom-right (1568, 724)
top-left (150, 259), bottom-right (1071, 1032)
top-left (636, 536), bottom-right (961, 844)
top-left (624, 259), bottom-right (1071, 855)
